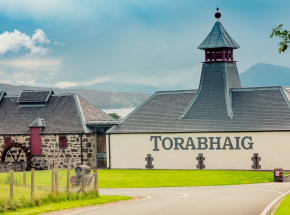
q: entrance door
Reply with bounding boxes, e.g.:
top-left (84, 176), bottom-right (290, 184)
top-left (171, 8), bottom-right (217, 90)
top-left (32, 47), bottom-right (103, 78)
top-left (97, 134), bottom-right (107, 168)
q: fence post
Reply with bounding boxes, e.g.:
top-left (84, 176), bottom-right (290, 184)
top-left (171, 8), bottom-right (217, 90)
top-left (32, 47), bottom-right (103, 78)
top-left (93, 169), bottom-right (98, 194)
top-left (31, 168), bottom-right (35, 199)
top-left (23, 170), bottom-right (26, 188)
top-left (67, 168), bottom-right (70, 192)
top-left (51, 168), bottom-right (55, 193)
top-left (81, 169), bottom-right (85, 194)
top-left (55, 171), bottom-right (58, 192)
top-left (10, 170), bottom-right (13, 200)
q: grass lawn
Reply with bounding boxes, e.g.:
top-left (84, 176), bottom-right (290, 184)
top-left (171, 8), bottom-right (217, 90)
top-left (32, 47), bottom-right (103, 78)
top-left (98, 169), bottom-right (277, 188)
top-left (275, 194), bottom-right (290, 215)
top-left (2, 195), bottom-right (131, 215)
top-left (0, 169), bottom-right (279, 188)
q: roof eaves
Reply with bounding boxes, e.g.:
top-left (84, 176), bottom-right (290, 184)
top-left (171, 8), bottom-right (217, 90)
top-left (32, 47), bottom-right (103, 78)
top-left (155, 89), bottom-right (197, 95)
top-left (230, 86), bottom-right (283, 92)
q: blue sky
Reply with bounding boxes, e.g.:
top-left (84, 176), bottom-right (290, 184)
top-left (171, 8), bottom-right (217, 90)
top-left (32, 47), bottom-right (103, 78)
top-left (0, 0), bottom-right (289, 90)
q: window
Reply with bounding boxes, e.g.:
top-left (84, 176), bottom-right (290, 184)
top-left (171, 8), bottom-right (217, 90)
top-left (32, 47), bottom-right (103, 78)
top-left (59, 136), bottom-right (67, 148)
top-left (4, 137), bottom-right (11, 147)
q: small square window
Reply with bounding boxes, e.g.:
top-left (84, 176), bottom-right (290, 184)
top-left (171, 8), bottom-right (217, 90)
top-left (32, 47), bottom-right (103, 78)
top-left (4, 137), bottom-right (11, 147)
top-left (59, 137), bottom-right (67, 148)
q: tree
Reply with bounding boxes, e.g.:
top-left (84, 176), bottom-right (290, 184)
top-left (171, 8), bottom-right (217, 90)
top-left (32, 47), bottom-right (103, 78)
top-left (270, 24), bottom-right (290, 53)
top-left (109, 113), bottom-right (121, 119)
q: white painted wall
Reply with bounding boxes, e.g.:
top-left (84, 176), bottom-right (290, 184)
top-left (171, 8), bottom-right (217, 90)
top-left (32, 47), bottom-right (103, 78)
top-left (107, 132), bottom-right (290, 170)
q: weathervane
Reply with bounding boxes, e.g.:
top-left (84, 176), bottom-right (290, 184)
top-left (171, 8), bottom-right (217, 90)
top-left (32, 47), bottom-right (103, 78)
top-left (215, 7), bottom-right (221, 19)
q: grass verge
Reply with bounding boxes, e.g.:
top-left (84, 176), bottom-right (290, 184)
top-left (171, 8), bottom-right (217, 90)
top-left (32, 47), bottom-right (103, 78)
top-left (274, 194), bottom-right (290, 215)
top-left (2, 195), bottom-right (131, 215)
top-left (0, 169), bottom-right (281, 188)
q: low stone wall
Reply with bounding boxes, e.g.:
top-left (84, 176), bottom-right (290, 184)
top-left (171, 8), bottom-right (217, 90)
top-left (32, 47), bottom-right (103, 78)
top-left (0, 161), bottom-right (28, 172)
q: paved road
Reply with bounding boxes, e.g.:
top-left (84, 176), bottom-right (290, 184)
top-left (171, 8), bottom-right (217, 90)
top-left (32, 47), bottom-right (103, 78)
top-left (67, 183), bottom-right (290, 215)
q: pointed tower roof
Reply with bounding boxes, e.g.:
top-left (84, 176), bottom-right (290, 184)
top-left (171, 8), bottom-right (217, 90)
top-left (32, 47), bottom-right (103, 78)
top-left (198, 21), bottom-right (240, 49)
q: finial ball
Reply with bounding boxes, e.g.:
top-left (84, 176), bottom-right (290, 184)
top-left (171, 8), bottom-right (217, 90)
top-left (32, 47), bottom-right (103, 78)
top-left (215, 7), bottom-right (221, 19)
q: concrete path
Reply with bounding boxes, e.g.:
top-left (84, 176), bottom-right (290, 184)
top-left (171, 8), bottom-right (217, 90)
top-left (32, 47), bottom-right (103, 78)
top-left (65, 183), bottom-right (290, 215)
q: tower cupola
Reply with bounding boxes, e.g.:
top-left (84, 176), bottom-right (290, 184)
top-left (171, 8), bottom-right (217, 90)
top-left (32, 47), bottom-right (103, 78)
top-left (198, 8), bottom-right (240, 63)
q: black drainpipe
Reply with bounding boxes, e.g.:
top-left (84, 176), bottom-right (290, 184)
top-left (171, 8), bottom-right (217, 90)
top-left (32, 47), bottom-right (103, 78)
top-left (108, 134), bottom-right (111, 169)
top-left (80, 133), bottom-right (83, 165)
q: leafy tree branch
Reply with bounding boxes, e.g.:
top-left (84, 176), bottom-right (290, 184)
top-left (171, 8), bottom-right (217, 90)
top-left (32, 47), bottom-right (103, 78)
top-left (270, 24), bottom-right (290, 53)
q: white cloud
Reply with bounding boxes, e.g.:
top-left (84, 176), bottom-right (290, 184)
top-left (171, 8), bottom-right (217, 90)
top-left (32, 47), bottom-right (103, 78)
top-left (12, 72), bottom-right (38, 85)
top-left (55, 82), bottom-right (79, 89)
top-left (0, 58), bottom-right (61, 70)
top-left (53, 41), bottom-right (66, 46)
top-left (0, 29), bottom-right (50, 56)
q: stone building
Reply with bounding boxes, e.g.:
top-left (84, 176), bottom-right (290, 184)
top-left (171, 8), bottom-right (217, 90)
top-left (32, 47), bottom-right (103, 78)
top-left (107, 10), bottom-right (290, 170)
top-left (0, 90), bottom-right (118, 171)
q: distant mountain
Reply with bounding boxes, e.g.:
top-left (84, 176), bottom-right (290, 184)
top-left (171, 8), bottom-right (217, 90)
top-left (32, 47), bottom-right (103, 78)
top-left (66, 81), bottom-right (161, 94)
top-left (240, 63), bottom-right (290, 87)
top-left (0, 83), bottom-right (151, 109)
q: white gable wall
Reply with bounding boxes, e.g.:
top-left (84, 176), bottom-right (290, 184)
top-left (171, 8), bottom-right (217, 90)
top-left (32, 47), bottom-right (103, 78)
top-left (107, 132), bottom-right (290, 170)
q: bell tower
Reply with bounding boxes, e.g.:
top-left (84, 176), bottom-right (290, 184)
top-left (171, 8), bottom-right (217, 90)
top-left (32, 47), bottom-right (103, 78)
top-left (180, 8), bottom-right (241, 119)
top-left (198, 8), bottom-right (239, 63)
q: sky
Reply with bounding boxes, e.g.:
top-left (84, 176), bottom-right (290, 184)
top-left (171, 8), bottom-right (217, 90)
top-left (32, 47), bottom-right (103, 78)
top-left (0, 0), bottom-right (289, 90)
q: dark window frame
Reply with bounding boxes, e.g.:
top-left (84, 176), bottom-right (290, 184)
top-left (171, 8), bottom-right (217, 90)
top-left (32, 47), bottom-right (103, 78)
top-left (59, 136), bottom-right (68, 149)
top-left (4, 137), bottom-right (11, 147)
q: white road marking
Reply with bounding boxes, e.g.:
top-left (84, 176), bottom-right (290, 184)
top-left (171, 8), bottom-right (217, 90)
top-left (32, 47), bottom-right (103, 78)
top-left (173, 193), bottom-right (189, 198)
top-left (64, 195), bottom-right (151, 215)
top-left (260, 189), bottom-right (290, 215)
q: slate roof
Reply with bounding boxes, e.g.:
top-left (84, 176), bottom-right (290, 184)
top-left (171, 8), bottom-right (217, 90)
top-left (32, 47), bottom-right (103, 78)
top-left (108, 63), bottom-right (290, 134)
top-left (198, 21), bottom-right (240, 49)
top-left (18, 90), bottom-right (53, 103)
top-left (0, 91), bottom-right (113, 135)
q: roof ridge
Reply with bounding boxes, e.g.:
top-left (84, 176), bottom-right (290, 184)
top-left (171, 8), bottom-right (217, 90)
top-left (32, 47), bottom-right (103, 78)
top-left (73, 94), bottom-right (92, 133)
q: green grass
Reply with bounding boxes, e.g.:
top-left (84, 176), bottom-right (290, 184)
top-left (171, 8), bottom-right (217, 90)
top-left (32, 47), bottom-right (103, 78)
top-left (97, 169), bottom-right (277, 188)
top-left (2, 195), bottom-right (131, 215)
top-left (0, 169), bottom-right (279, 188)
top-left (274, 194), bottom-right (290, 215)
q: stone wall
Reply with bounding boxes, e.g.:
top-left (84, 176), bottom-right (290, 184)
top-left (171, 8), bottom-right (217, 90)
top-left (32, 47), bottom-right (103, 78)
top-left (0, 133), bottom-right (96, 170)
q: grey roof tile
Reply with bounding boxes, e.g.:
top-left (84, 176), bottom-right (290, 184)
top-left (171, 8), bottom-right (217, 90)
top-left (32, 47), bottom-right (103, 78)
top-left (18, 90), bottom-right (53, 103)
top-left (108, 63), bottom-right (290, 134)
top-left (0, 91), bottom-right (110, 135)
top-left (198, 21), bottom-right (240, 49)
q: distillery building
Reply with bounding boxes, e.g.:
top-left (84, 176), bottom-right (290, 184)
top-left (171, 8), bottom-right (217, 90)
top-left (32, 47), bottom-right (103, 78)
top-left (107, 10), bottom-right (290, 170)
top-left (0, 90), bottom-right (119, 172)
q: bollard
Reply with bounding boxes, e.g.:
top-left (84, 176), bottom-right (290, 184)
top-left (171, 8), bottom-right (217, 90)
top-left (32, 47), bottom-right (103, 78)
top-left (10, 170), bottom-right (13, 199)
top-left (31, 168), bottom-right (35, 198)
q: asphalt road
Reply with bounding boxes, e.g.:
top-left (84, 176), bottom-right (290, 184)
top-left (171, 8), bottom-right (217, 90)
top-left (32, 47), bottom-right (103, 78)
top-left (66, 183), bottom-right (290, 215)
